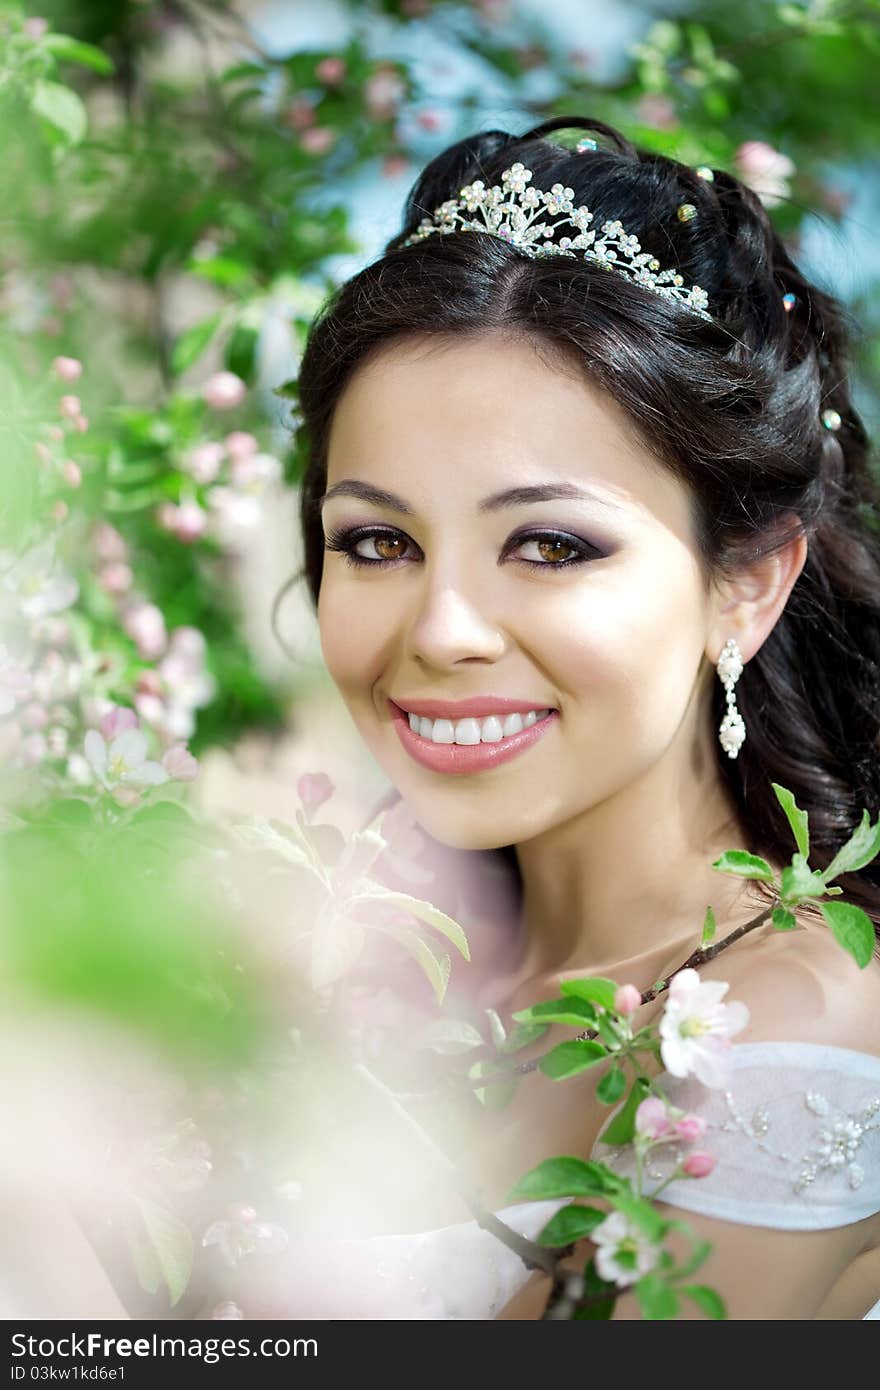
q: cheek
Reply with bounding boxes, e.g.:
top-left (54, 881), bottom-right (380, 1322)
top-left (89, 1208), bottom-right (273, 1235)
top-left (317, 575), bottom-right (398, 708)
top-left (537, 553), bottom-right (707, 732)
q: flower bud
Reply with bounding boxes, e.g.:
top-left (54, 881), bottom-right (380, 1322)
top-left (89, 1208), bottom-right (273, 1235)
top-left (682, 1150), bottom-right (716, 1179)
top-left (674, 1113), bottom-right (707, 1144)
top-left (73, 413), bottom-right (89, 433)
top-left (203, 372), bottom-right (247, 411)
top-left (614, 983), bottom-right (642, 1016)
top-left (315, 56), bottom-right (346, 84)
top-left (99, 562), bottom-right (133, 595)
top-left (52, 356), bottom-right (83, 382)
top-left (635, 1096), bottom-right (673, 1140)
top-left (24, 17), bottom-right (49, 39)
top-left (297, 771), bottom-right (334, 814)
top-left (223, 430), bottom-right (259, 460)
top-left (59, 395), bottom-right (81, 420)
top-left (61, 460), bottom-right (82, 488)
top-left (162, 742), bottom-right (200, 782)
top-left (100, 705), bottom-right (139, 741)
top-left (184, 441), bottom-right (225, 484)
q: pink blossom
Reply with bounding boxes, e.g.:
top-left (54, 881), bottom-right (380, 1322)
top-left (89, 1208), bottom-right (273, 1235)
top-left (52, 356), bottom-right (82, 382)
top-left (122, 602), bottom-right (168, 660)
top-left (659, 968), bottom-right (750, 1089)
top-left (315, 56), bottom-right (346, 84)
top-left (112, 785), bottom-right (141, 808)
top-left (156, 502), bottom-right (179, 532)
top-left (202, 372), bottom-right (247, 411)
top-left (136, 670), bottom-right (164, 699)
top-left (59, 395), bottom-right (81, 420)
top-left (171, 500), bottom-right (208, 543)
top-left (19, 732), bottom-right (47, 766)
top-left (167, 626), bottom-right (207, 665)
top-left (99, 562), bottom-right (133, 595)
top-left (51, 500), bottom-right (69, 524)
top-left (675, 1113), bottom-right (708, 1143)
top-left (135, 692), bottom-right (165, 727)
top-left (382, 154), bottom-right (410, 179)
top-left (223, 431), bottom-right (258, 460)
top-left (635, 1095), bottom-right (674, 1140)
top-left (20, 702), bottom-right (49, 731)
top-left (73, 413), bottom-right (89, 433)
top-left (682, 1150), bottom-right (717, 1179)
top-left (61, 460), bottom-right (81, 488)
top-left (46, 727), bottom-right (68, 758)
top-left (35, 441), bottom-right (52, 467)
top-left (100, 705), bottom-right (139, 741)
top-left (364, 66), bottom-right (405, 119)
top-left (299, 127), bottom-right (337, 155)
top-left (416, 109), bottom-right (445, 131)
top-left (636, 93), bottom-right (679, 131)
top-left (297, 771), bottom-right (334, 814)
top-left (614, 983), bottom-right (642, 1016)
top-left (93, 523), bottom-right (128, 562)
top-left (284, 99), bottom-right (315, 131)
top-left (230, 452), bottom-right (281, 493)
top-left (734, 141), bottom-right (795, 208)
top-left (184, 441), bottom-right (225, 484)
top-left (24, 17), bottom-right (48, 39)
top-left (162, 742), bottom-right (199, 782)
top-left (46, 425), bottom-right (64, 443)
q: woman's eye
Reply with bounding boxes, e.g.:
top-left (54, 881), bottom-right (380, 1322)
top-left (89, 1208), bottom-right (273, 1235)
top-left (323, 526), bottom-right (602, 570)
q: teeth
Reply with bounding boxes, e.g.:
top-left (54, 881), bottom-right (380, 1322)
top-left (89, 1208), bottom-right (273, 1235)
top-left (406, 709), bottom-right (552, 745)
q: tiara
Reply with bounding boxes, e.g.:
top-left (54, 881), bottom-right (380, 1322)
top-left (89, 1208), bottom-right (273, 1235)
top-left (401, 161), bottom-right (713, 322)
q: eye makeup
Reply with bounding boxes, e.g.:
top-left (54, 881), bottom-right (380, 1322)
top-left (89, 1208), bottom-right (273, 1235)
top-left (322, 523), bottom-right (610, 571)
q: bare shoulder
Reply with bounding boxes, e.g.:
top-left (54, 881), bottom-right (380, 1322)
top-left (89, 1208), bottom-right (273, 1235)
top-left (696, 903), bottom-right (880, 1057)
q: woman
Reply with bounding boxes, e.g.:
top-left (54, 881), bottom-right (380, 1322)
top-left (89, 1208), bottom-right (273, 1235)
top-left (284, 116), bottom-right (880, 1320)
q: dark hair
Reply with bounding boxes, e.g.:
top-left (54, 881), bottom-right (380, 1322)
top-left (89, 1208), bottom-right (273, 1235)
top-left (285, 115), bottom-right (880, 947)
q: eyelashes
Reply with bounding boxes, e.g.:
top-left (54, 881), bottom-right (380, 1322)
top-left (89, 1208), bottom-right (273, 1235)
top-left (322, 524), bottom-right (607, 571)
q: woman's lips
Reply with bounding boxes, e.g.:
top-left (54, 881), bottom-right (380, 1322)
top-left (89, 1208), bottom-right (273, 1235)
top-left (388, 699), bottom-right (558, 777)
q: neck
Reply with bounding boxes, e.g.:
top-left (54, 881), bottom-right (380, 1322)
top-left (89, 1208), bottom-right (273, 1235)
top-left (509, 727), bottom-right (760, 998)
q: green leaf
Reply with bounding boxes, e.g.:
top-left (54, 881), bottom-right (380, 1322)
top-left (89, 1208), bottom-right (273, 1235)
top-left (30, 79), bottom-right (87, 145)
top-left (711, 850), bottom-right (776, 881)
top-left (484, 1007), bottom-right (507, 1050)
top-left (635, 1272), bottom-right (679, 1320)
top-left (499, 1021), bottom-right (550, 1054)
top-left (573, 1258), bottom-right (616, 1319)
top-left (821, 809), bottom-right (880, 883)
top-left (467, 1058), bottom-right (518, 1109)
top-left (348, 889), bottom-right (469, 960)
top-left (772, 906), bottom-right (798, 931)
top-left (233, 816), bottom-right (319, 876)
top-left (558, 976), bottom-right (618, 1010)
top-left (381, 924), bottom-right (451, 1004)
top-left (414, 1018), bottom-right (485, 1054)
top-left (225, 322), bottom-right (260, 385)
top-left (309, 911), bottom-right (364, 990)
top-left (171, 312), bottom-right (223, 376)
top-left (681, 1283), bottom-right (727, 1319)
top-left (512, 996), bottom-right (597, 1028)
top-left (780, 853), bottom-right (832, 904)
top-left (134, 1198), bottom-right (193, 1307)
top-left (597, 1065), bottom-right (626, 1105)
top-left (536, 1203), bottom-right (607, 1247)
top-left (772, 783), bottom-right (810, 859)
top-left (506, 1156), bottom-right (621, 1203)
top-left (538, 1039), bottom-right (608, 1081)
top-left (44, 34), bottom-right (115, 74)
top-left (819, 899), bottom-right (876, 969)
top-left (700, 904), bottom-right (716, 946)
top-left (665, 1228), bottom-right (712, 1281)
top-left (611, 1190), bottom-right (667, 1242)
top-left (598, 1077), bottom-right (651, 1146)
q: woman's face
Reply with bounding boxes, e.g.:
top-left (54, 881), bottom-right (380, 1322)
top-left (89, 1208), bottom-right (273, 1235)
top-left (317, 332), bottom-right (719, 851)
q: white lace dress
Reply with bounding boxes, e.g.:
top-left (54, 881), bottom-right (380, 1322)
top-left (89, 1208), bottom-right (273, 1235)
top-left (320, 1042), bottom-right (880, 1319)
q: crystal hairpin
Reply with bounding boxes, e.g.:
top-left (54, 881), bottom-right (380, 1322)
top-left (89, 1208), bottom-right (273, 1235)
top-left (401, 161), bottom-right (713, 321)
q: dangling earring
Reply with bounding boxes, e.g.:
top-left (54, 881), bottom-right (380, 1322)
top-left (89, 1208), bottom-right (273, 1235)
top-left (717, 637), bottom-right (746, 758)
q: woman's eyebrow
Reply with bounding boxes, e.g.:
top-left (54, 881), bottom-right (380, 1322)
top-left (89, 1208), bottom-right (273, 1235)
top-left (318, 479), bottom-right (624, 515)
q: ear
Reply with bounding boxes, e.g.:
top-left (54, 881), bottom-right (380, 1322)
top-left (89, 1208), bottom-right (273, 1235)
top-left (707, 512), bottom-right (808, 665)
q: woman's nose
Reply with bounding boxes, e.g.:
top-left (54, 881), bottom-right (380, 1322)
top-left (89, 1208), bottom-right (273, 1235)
top-left (405, 579), bottom-right (506, 668)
